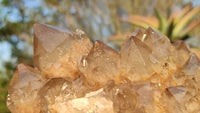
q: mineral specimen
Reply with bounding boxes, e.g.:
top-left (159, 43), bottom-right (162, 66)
top-left (7, 23), bottom-right (200, 113)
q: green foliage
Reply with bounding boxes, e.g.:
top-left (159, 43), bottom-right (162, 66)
top-left (155, 9), bottom-right (168, 34)
top-left (0, 62), bottom-right (15, 112)
top-left (0, 22), bottom-right (23, 36)
top-left (172, 5), bottom-right (200, 39)
top-left (1, 0), bottom-right (12, 6)
top-left (108, 4), bottom-right (200, 45)
top-left (0, 78), bottom-right (10, 112)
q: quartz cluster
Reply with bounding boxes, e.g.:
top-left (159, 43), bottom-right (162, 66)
top-left (7, 23), bottom-right (200, 113)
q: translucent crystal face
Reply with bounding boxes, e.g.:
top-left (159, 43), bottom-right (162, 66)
top-left (79, 40), bottom-right (120, 87)
top-left (7, 24), bottom-right (200, 113)
top-left (33, 23), bottom-right (93, 78)
top-left (120, 36), bottom-right (155, 80)
top-left (7, 64), bottom-right (45, 113)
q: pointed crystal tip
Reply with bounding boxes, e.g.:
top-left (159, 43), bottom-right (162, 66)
top-left (79, 40), bottom-right (120, 86)
top-left (33, 24), bottom-right (93, 78)
top-left (33, 23), bottom-right (71, 53)
top-left (166, 86), bottom-right (187, 103)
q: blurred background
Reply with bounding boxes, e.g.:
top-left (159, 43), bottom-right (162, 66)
top-left (0, 0), bottom-right (200, 112)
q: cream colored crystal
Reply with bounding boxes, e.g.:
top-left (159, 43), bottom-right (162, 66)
top-left (79, 40), bottom-right (120, 87)
top-left (120, 36), bottom-right (159, 81)
top-left (174, 40), bottom-right (191, 67)
top-left (38, 75), bottom-right (90, 113)
top-left (103, 80), bottom-right (145, 113)
top-left (7, 64), bottom-right (45, 113)
top-left (7, 24), bottom-right (200, 113)
top-left (51, 95), bottom-right (114, 113)
top-left (34, 23), bottom-right (93, 78)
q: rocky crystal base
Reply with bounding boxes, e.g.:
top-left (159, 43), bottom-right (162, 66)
top-left (7, 23), bottom-right (200, 113)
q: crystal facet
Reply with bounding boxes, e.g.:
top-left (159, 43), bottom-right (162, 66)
top-left (79, 40), bottom-right (120, 87)
top-left (167, 86), bottom-right (187, 103)
top-left (7, 64), bottom-right (45, 113)
top-left (34, 23), bottom-right (93, 78)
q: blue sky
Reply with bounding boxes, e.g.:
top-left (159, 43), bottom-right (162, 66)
top-left (0, 42), bottom-right (12, 70)
top-left (0, 0), bottom-right (39, 77)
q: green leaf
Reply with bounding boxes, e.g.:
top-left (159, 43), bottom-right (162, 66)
top-left (173, 4), bottom-right (192, 25)
top-left (120, 15), bottom-right (159, 29)
top-left (180, 20), bottom-right (200, 37)
top-left (172, 5), bottom-right (200, 38)
top-left (1, 0), bottom-right (12, 6)
top-left (0, 78), bottom-right (10, 112)
top-left (155, 9), bottom-right (168, 34)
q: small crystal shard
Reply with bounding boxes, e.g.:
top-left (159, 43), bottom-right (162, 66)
top-left (184, 53), bottom-right (200, 76)
top-left (7, 24), bottom-right (200, 113)
top-left (174, 40), bottom-right (191, 66)
top-left (166, 86), bottom-right (187, 103)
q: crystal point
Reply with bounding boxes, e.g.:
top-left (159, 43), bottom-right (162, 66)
top-left (174, 40), bottom-right (191, 66)
top-left (120, 36), bottom-right (158, 81)
top-left (166, 86), bottom-right (187, 103)
top-left (184, 53), bottom-right (200, 76)
top-left (136, 27), bottom-right (172, 58)
top-left (34, 23), bottom-right (71, 53)
top-left (34, 23), bottom-right (93, 78)
top-left (131, 28), bottom-right (145, 37)
top-left (7, 63), bottom-right (45, 113)
top-left (79, 40), bottom-right (120, 86)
